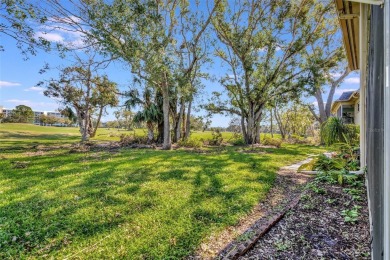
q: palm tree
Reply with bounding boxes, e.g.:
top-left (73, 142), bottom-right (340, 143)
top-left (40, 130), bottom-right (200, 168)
top-left (124, 88), bottom-right (161, 144)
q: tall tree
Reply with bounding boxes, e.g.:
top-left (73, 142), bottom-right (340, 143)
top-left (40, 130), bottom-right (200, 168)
top-left (42, 56), bottom-right (118, 142)
top-left (206, 0), bottom-right (337, 144)
top-left (305, 67), bottom-right (351, 124)
top-left (10, 105), bottom-right (34, 123)
top-left (85, 0), bottom-right (219, 149)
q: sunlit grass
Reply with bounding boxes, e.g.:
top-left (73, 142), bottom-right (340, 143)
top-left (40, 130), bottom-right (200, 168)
top-left (0, 123), bottom-right (326, 259)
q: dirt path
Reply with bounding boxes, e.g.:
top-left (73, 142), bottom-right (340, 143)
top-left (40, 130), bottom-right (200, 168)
top-left (189, 159), bottom-right (313, 259)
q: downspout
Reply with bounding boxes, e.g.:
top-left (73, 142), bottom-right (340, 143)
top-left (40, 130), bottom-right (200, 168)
top-left (360, 3), bottom-right (368, 170)
top-left (383, 0), bottom-right (390, 258)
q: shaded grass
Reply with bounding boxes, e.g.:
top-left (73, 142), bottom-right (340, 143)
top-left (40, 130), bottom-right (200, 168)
top-left (0, 124), bottom-right (326, 259)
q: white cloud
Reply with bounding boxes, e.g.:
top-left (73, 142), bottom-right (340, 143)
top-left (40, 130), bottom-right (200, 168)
top-left (5, 99), bottom-right (58, 110)
top-left (6, 99), bottom-right (30, 103)
top-left (330, 72), bottom-right (342, 78)
top-left (36, 16), bottom-right (87, 48)
top-left (35, 31), bottom-right (64, 42)
top-left (335, 88), bottom-right (359, 95)
top-left (344, 77), bottom-right (360, 84)
top-left (0, 81), bottom-right (21, 87)
top-left (25, 86), bottom-right (44, 92)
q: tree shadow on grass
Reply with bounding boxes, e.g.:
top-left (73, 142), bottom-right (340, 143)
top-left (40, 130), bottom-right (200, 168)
top-left (0, 147), bottom-right (284, 258)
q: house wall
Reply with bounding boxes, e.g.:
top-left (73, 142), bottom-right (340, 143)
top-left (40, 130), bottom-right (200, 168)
top-left (366, 5), bottom-right (384, 258)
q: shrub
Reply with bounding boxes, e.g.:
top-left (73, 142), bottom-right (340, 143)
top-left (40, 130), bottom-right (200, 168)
top-left (288, 135), bottom-right (311, 144)
top-left (321, 117), bottom-right (360, 146)
top-left (262, 137), bottom-right (282, 148)
top-left (343, 124), bottom-right (360, 144)
top-left (209, 129), bottom-right (223, 146)
top-left (313, 154), bottom-right (344, 171)
top-left (178, 138), bottom-right (203, 148)
top-left (119, 133), bottom-right (147, 146)
top-left (229, 132), bottom-right (245, 146)
top-left (321, 117), bottom-right (344, 145)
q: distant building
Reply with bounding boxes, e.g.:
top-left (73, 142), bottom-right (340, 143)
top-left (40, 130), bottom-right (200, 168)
top-left (331, 90), bottom-right (360, 125)
top-left (0, 106), bottom-right (67, 125)
top-left (0, 106), bottom-right (14, 118)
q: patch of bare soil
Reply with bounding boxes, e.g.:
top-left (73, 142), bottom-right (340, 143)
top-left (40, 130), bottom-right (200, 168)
top-left (239, 180), bottom-right (370, 259)
top-left (23, 151), bottom-right (48, 157)
top-left (189, 167), bottom-right (312, 259)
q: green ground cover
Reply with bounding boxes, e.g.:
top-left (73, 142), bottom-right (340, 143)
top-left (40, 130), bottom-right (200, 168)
top-left (0, 123), bottom-right (326, 259)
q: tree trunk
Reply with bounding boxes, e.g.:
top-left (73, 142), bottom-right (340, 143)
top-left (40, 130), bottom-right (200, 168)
top-left (184, 99), bottom-right (192, 140)
top-left (173, 98), bottom-right (185, 143)
top-left (314, 88), bottom-right (327, 124)
top-left (157, 121), bottom-right (164, 144)
top-left (146, 121), bottom-right (154, 144)
top-left (274, 108), bottom-right (286, 139)
top-left (161, 77), bottom-right (171, 150)
top-left (270, 109), bottom-right (274, 138)
top-left (78, 110), bottom-right (90, 142)
top-left (241, 115), bottom-right (248, 143)
top-left (90, 106), bottom-right (104, 138)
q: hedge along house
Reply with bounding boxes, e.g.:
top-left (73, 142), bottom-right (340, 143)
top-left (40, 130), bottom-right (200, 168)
top-left (334, 0), bottom-right (390, 258)
top-left (331, 90), bottom-right (361, 125)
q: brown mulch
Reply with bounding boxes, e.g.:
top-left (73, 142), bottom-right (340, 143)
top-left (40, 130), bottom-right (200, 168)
top-left (189, 168), bottom-right (312, 259)
top-left (238, 179), bottom-right (370, 259)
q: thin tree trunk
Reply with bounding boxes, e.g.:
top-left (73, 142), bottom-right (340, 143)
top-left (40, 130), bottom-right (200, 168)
top-left (146, 121), bottom-right (154, 144)
top-left (173, 98), bottom-right (185, 142)
top-left (274, 108), bottom-right (286, 139)
top-left (241, 115), bottom-right (248, 143)
top-left (270, 109), bottom-right (274, 138)
top-left (162, 75), bottom-right (171, 150)
top-left (90, 106), bottom-right (104, 138)
top-left (184, 100), bottom-right (192, 140)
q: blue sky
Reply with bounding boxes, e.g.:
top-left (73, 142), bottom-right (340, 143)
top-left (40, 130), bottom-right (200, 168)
top-left (0, 14), bottom-right (360, 127)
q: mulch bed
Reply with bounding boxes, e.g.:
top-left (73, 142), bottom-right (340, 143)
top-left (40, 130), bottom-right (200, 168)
top-left (190, 168), bottom-right (312, 259)
top-left (237, 178), bottom-right (370, 259)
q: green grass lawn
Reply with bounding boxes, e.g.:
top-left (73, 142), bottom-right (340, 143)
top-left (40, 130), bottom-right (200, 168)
top-left (0, 123), bottom-right (326, 259)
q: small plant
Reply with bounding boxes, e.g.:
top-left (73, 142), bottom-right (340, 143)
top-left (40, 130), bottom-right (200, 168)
top-left (341, 205), bottom-right (361, 223)
top-left (313, 154), bottom-right (343, 171)
top-left (262, 137), bottom-right (282, 148)
top-left (237, 231), bottom-right (255, 242)
top-left (229, 132), bottom-right (245, 146)
top-left (275, 240), bottom-right (290, 251)
top-left (315, 172), bottom-right (338, 184)
top-left (326, 198), bottom-right (336, 204)
top-left (178, 138), bottom-right (203, 148)
top-left (209, 129), bottom-right (223, 146)
top-left (343, 188), bottom-right (361, 196)
top-left (306, 182), bottom-right (326, 194)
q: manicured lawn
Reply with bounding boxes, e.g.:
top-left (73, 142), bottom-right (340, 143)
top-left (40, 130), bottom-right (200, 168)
top-left (0, 123), bottom-right (326, 259)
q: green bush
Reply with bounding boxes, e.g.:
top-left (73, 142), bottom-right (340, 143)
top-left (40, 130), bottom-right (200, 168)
top-left (177, 138), bottom-right (203, 148)
top-left (229, 132), bottom-right (245, 146)
top-left (313, 154), bottom-right (344, 171)
top-left (343, 124), bottom-right (360, 144)
top-left (119, 133), bottom-right (147, 146)
top-left (321, 117), bottom-right (360, 146)
top-left (262, 137), bottom-right (282, 148)
top-left (209, 129), bottom-right (223, 146)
